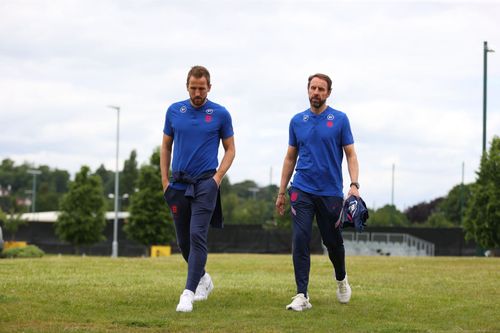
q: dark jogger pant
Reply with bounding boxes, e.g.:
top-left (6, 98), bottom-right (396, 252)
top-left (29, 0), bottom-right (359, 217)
top-left (164, 177), bottom-right (219, 292)
top-left (289, 187), bottom-right (346, 296)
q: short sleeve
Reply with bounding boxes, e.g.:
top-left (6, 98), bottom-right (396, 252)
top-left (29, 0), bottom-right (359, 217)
top-left (163, 107), bottom-right (173, 137)
top-left (288, 118), bottom-right (297, 147)
top-left (341, 114), bottom-right (354, 146)
top-left (220, 108), bottom-right (234, 139)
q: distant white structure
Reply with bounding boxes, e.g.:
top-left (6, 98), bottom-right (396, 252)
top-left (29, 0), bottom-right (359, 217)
top-left (11, 211), bottom-right (129, 223)
top-left (325, 231), bottom-right (435, 257)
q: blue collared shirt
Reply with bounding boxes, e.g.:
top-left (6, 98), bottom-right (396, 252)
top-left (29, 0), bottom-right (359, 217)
top-left (289, 106), bottom-right (354, 197)
top-left (163, 99), bottom-right (233, 190)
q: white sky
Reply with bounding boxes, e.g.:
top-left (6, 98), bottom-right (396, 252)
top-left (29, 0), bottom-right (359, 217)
top-left (1, 0), bottom-right (499, 210)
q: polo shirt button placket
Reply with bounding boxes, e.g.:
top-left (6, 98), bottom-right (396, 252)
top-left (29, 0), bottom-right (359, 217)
top-left (190, 108), bottom-right (198, 125)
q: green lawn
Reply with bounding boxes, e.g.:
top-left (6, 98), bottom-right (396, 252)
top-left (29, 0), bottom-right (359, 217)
top-left (0, 254), bottom-right (499, 333)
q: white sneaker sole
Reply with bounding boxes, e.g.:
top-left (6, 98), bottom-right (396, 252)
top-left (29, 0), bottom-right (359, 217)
top-left (176, 305), bottom-right (193, 312)
top-left (286, 303), bottom-right (312, 311)
top-left (337, 288), bottom-right (352, 304)
top-left (194, 280), bottom-right (214, 302)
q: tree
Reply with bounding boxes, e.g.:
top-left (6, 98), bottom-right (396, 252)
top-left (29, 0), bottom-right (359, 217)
top-left (464, 136), bottom-right (500, 251)
top-left (425, 211), bottom-right (454, 228)
top-left (219, 176), bottom-right (232, 195)
top-left (55, 166), bottom-right (106, 254)
top-left (0, 159), bottom-right (70, 212)
top-left (150, 147), bottom-right (161, 166)
top-left (1, 211), bottom-right (27, 241)
top-left (0, 208), bottom-right (7, 237)
top-left (232, 180), bottom-right (260, 199)
top-left (121, 150), bottom-right (139, 198)
top-left (94, 164), bottom-right (114, 211)
top-left (430, 183), bottom-right (473, 227)
top-left (232, 199), bottom-right (270, 224)
top-left (124, 150), bottom-right (175, 254)
top-left (94, 164), bottom-right (114, 196)
top-left (30, 166), bottom-right (69, 211)
top-left (221, 180), bottom-right (277, 225)
top-left (36, 182), bottom-right (60, 211)
top-left (404, 198), bottom-right (443, 225)
top-left (370, 204), bottom-right (409, 227)
top-left (221, 192), bottom-right (239, 223)
top-left (272, 196), bottom-right (292, 229)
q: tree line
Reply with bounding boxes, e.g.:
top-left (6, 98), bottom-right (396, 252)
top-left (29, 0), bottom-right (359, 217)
top-left (1, 136), bottom-right (499, 252)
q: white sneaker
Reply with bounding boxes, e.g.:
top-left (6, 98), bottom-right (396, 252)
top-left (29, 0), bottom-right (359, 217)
top-left (194, 272), bottom-right (214, 301)
top-left (176, 289), bottom-right (194, 312)
top-left (286, 293), bottom-right (312, 311)
top-left (336, 275), bottom-right (352, 304)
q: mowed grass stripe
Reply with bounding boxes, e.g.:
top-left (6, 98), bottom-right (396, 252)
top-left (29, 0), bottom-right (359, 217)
top-left (0, 254), bottom-right (498, 332)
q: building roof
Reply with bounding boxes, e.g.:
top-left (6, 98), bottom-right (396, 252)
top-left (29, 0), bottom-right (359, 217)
top-left (9, 211), bottom-right (130, 223)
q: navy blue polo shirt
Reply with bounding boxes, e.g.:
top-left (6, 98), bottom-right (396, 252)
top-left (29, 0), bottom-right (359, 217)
top-left (289, 106), bottom-right (354, 197)
top-left (163, 99), bottom-right (234, 190)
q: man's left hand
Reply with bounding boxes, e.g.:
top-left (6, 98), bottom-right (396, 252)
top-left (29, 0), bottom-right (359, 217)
top-left (213, 174), bottom-right (222, 187)
top-left (348, 187), bottom-right (360, 198)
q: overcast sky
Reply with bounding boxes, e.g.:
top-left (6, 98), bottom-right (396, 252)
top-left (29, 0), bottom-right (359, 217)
top-left (1, 0), bottom-right (499, 210)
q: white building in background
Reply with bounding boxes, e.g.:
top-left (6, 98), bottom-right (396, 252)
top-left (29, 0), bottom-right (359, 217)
top-left (12, 211), bottom-right (129, 223)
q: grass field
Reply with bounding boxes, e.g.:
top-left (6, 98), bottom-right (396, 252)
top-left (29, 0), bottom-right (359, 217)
top-left (0, 254), bottom-right (499, 333)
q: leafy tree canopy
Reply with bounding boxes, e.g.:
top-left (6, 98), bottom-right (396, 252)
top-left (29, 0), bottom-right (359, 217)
top-left (369, 204), bottom-right (409, 227)
top-left (55, 166), bottom-right (106, 253)
top-left (124, 150), bottom-right (175, 252)
top-left (464, 136), bottom-right (500, 250)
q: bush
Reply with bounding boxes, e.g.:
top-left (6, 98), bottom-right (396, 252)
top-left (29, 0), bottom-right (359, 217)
top-left (1, 245), bottom-right (45, 258)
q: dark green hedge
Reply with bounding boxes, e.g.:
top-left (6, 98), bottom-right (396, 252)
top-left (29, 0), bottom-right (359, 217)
top-left (0, 245), bottom-right (45, 258)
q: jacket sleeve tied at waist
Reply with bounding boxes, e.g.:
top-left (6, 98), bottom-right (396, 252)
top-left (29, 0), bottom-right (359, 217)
top-left (171, 170), bottom-right (224, 229)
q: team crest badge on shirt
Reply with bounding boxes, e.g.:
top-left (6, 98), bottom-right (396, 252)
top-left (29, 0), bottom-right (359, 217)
top-left (303, 115), bottom-right (309, 122)
top-left (327, 114), bottom-right (334, 127)
top-left (205, 109), bottom-right (214, 114)
top-left (205, 115), bottom-right (212, 122)
top-left (180, 106), bottom-right (187, 113)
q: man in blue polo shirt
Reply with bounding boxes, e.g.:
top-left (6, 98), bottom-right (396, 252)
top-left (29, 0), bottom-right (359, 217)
top-left (160, 66), bottom-right (235, 312)
top-left (276, 73), bottom-right (361, 311)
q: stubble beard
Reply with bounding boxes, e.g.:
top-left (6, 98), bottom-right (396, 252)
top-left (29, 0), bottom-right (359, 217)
top-left (191, 96), bottom-right (206, 107)
top-left (310, 97), bottom-right (326, 109)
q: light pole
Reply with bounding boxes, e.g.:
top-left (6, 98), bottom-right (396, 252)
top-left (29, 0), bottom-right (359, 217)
top-left (108, 105), bottom-right (120, 258)
top-left (460, 162), bottom-right (465, 225)
top-left (27, 169), bottom-right (41, 213)
top-left (391, 163), bottom-right (395, 206)
top-left (483, 41), bottom-right (495, 153)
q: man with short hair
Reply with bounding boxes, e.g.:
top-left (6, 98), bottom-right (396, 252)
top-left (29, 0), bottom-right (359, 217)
top-left (276, 73), bottom-right (361, 311)
top-left (161, 65), bottom-right (235, 312)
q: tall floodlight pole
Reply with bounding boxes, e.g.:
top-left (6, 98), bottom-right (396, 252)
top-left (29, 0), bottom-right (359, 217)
top-left (391, 163), bottom-right (395, 206)
top-left (390, 163), bottom-right (395, 225)
top-left (27, 169), bottom-right (41, 212)
top-left (483, 41), bottom-right (495, 153)
top-left (460, 162), bottom-right (465, 225)
top-left (108, 105), bottom-right (120, 258)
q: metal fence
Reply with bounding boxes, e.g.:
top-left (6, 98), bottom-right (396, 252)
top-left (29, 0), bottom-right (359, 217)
top-left (338, 232), bottom-right (435, 256)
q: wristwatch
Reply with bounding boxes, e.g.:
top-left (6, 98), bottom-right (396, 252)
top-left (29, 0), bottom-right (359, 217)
top-left (350, 182), bottom-right (360, 189)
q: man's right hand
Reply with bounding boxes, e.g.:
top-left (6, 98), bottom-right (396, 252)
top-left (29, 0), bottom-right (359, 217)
top-left (275, 194), bottom-right (286, 216)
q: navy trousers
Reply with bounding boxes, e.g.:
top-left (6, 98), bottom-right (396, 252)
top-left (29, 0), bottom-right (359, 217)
top-left (164, 177), bottom-right (219, 292)
top-left (289, 187), bottom-right (346, 296)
